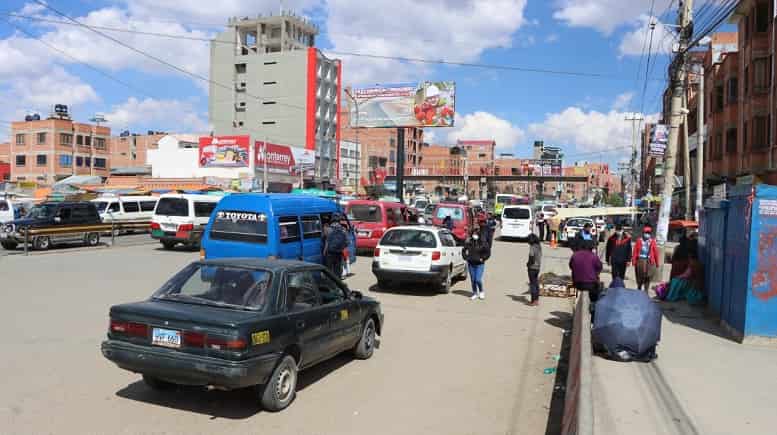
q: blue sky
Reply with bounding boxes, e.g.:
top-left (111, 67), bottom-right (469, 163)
top-left (0, 0), bottom-right (685, 165)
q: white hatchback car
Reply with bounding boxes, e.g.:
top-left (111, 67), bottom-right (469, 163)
top-left (372, 225), bottom-right (467, 293)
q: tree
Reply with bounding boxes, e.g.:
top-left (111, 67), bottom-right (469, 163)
top-left (607, 193), bottom-right (625, 207)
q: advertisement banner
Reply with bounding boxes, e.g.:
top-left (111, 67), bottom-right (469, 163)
top-left (199, 136), bottom-right (251, 168)
top-left (350, 81), bottom-right (455, 128)
top-left (649, 124), bottom-right (668, 157)
top-left (255, 141), bottom-right (316, 175)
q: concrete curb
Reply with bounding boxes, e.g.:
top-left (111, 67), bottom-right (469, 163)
top-left (561, 294), bottom-right (593, 435)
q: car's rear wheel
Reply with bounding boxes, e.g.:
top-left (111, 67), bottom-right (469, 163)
top-left (353, 317), bottom-right (377, 360)
top-left (85, 232), bottom-right (100, 246)
top-left (439, 267), bottom-right (452, 294)
top-left (161, 241), bottom-right (176, 250)
top-left (260, 355), bottom-right (298, 412)
top-left (33, 236), bottom-right (51, 250)
top-left (142, 375), bottom-right (176, 391)
top-left (1, 241), bottom-right (18, 250)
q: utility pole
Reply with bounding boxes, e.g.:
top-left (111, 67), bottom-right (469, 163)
top-left (657, 0), bottom-right (694, 270)
top-left (683, 92), bottom-right (692, 220)
top-left (625, 112), bottom-right (644, 223)
top-left (695, 64), bottom-right (704, 221)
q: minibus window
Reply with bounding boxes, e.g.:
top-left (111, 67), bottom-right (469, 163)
top-left (279, 216), bottom-right (301, 243)
top-left (302, 215), bottom-right (322, 238)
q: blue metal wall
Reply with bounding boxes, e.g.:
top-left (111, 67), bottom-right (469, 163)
top-left (703, 184), bottom-right (777, 339)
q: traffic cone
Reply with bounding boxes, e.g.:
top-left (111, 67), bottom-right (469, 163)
top-left (550, 231), bottom-right (557, 249)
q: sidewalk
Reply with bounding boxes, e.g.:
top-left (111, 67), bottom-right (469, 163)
top-left (591, 264), bottom-right (777, 435)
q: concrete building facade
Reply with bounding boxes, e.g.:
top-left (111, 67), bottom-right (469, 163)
top-left (10, 118), bottom-right (110, 184)
top-left (339, 140), bottom-right (361, 192)
top-left (209, 14), bottom-right (341, 185)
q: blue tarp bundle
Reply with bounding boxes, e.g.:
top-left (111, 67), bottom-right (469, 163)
top-left (592, 287), bottom-right (662, 361)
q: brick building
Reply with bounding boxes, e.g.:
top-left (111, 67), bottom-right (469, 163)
top-left (0, 142), bottom-right (9, 163)
top-left (10, 118), bottom-right (111, 184)
top-left (109, 133), bottom-right (166, 169)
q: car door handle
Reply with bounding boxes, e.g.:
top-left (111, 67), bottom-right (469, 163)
top-left (296, 320), bottom-right (306, 329)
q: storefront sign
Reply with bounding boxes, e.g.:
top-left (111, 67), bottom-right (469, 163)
top-left (255, 141), bottom-right (315, 175)
top-left (198, 136), bottom-right (251, 168)
top-left (350, 81), bottom-right (455, 128)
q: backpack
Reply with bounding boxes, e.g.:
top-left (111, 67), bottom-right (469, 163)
top-left (326, 226), bottom-right (348, 255)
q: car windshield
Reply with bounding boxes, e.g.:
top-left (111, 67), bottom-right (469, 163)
top-left (156, 198), bottom-right (188, 217)
top-left (436, 206), bottom-right (463, 220)
top-left (567, 219), bottom-right (592, 228)
top-left (504, 208), bottom-right (530, 219)
top-left (381, 229), bottom-right (437, 248)
top-left (424, 204), bottom-right (436, 213)
top-left (154, 263), bottom-right (272, 310)
top-left (348, 204), bottom-right (382, 222)
top-left (92, 201), bottom-right (108, 213)
top-left (26, 204), bottom-right (58, 219)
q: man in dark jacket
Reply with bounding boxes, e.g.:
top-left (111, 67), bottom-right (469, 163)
top-left (569, 239), bottom-right (603, 303)
top-left (323, 214), bottom-right (348, 276)
top-left (605, 224), bottom-right (632, 280)
top-left (571, 222), bottom-right (595, 251)
top-left (463, 229), bottom-right (491, 300)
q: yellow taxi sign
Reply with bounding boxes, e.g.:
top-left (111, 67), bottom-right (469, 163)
top-left (340, 309), bottom-right (349, 320)
top-left (251, 330), bottom-right (271, 345)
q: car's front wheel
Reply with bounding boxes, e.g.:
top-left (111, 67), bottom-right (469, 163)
top-left (33, 236), bottom-right (51, 250)
top-left (353, 317), bottom-right (377, 360)
top-left (142, 375), bottom-right (176, 391)
top-left (161, 241), bottom-right (176, 250)
top-left (261, 355), bottom-right (298, 412)
top-left (1, 241), bottom-right (18, 250)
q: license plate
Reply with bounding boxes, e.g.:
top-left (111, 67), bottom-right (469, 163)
top-left (151, 229), bottom-right (164, 238)
top-left (358, 231), bottom-right (369, 237)
top-left (175, 230), bottom-right (190, 239)
top-left (152, 328), bottom-right (181, 348)
top-left (398, 255), bottom-right (413, 263)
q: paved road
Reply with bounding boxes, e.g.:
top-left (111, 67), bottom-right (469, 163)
top-left (0, 233), bottom-right (159, 257)
top-left (0, 238), bottom-right (573, 435)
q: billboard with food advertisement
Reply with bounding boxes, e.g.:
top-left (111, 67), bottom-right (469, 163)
top-left (350, 81), bottom-right (455, 128)
top-left (199, 136), bottom-right (251, 168)
top-left (255, 141), bottom-right (316, 175)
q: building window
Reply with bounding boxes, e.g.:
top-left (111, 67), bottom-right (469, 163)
top-left (85, 157), bottom-right (92, 167)
top-left (94, 158), bottom-right (106, 168)
top-left (36, 155), bottom-right (47, 166)
top-left (76, 156), bottom-right (83, 167)
top-left (263, 101), bottom-right (276, 105)
top-left (756, 2), bottom-right (769, 32)
top-left (743, 121), bottom-right (748, 150)
top-left (15, 134), bottom-right (24, 145)
top-left (754, 58), bottom-right (769, 90)
top-left (715, 85), bottom-right (724, 111)
top-left (727, 77), bottom-right (738, 103)
top-left (263, 81), bottom-right (277, 85)
top-left (37, 132), bottom-right (46, 144)
top-left (95, 137), bottom-right (106, 149)
top-left (60, 133), bottom-right (73, 145)
top-left (754, 116), bottom-right (768, 149)
top-left (744, 66), bottom-right (749, 95)
top-left (76, 135), bottom-right (83, 145)
top-left (15, 155), bottom-right (26, 166)
top-left (235, 63), bottom-right (247, 73)
top-left (262, 121), bottom-right (276, 125)
top-left (59, 155), bottom-right (72, 167)
top-left (85, 136), bottom-right (92, 146)
top-left (263, 61), bottom-right (277, 65)
top-left (725, 128), bottom-right (737, 154)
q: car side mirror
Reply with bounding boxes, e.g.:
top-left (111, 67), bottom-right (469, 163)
top-left (54, 217), bottom-right (61, 223)
top-left (350, 290), bottom-right (363, 300)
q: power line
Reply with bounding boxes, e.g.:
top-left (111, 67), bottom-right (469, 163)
top-left (6, 8), bottom-right (666, 82)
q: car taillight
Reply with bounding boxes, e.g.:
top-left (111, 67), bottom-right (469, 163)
top-left (110, 320), bottom-right (148, 337)
top-left (431, 251), bottom-right (441, 261)
top-left (178, 223), bottom-right (194, 232)
top-left (183, 331), bottom-right (206, 347)
top-left (373, 247), bottom-right (380, 257)
top-left (207, 337), bottom-right (247, 350)
top-left (150, 222), bottom-right (160, 230)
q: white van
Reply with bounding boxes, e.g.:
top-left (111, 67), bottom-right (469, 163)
top-left (0, 197), bottom-right (33, 224)
top-left (91, 196), bottom-right (159, 233)
top-left (150, 194), bottom-right (221, 250)
top-left (500, 205), bottom-right (533, 239)
top-left (0, 198), bottom-right (14, 224)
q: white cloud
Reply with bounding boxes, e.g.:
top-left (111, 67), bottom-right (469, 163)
top-left (326, 0), bottom-right (528, 84)
top-left (0, 35), bottom-right (51, 79)
top-left (104, 97), bottom-right (209, 133)
top-left (618, 15), bottom-right (675, 56)
top-left (612, 91), bottom-right (634, 111)
top-left (528, 107), bottom-right (658, 153)
top-left (120, 0), bottom-right (321, 25)
top-left (447, 111), bottom-right (525, 153)
top-left (545, 33), bottom-right (559, 43)
top-left (553, 0), bottom-right (673, 35)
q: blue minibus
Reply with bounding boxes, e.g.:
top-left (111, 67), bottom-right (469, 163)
top-left (201, 193), bottom-right (355, 265)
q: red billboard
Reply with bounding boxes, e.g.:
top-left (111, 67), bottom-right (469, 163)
top-left (255, 141), bottom-right (315, 175)
top-left (198, 136), bottom-right (250, 168)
